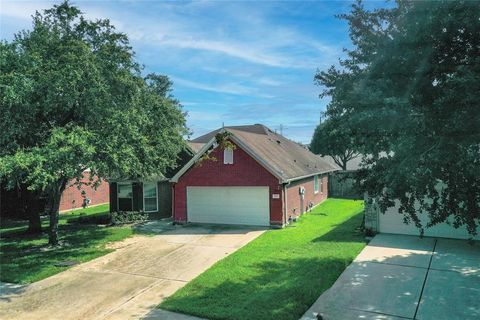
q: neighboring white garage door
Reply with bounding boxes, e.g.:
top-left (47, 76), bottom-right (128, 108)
top-left (379, 202), bottom-right (477, 240)
top-left (187, 186), bottom-right (270, 226)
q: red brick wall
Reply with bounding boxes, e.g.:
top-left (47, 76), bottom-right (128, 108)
top-left (59, 171), bottom-right (109, 212)
top-left (173, 141), bottom-right (284, 226)
top-left (286, 174), bottom-right (328, 221)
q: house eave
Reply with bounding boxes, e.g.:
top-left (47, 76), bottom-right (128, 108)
top-left (283, 168), bottom-right (340, 184)
top-left (170, 136), bottom-right (218, 183)
top-left (108, 177), bottom-right (169, 183)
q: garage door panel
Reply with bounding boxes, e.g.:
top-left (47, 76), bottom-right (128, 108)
top-left (379, 202), bottom-right (477, 240)
top-left (187, 187), bottom-right (270, 226)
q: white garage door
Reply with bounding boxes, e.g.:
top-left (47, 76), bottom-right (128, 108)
top-left (379, 202), bottom-right (477, 240)
top-left (187, 186), bottom-right (270, 226)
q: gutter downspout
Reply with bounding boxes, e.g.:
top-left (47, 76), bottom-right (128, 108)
top-left (171, 183), bottom-right (175, 223)
top-left (284, 168), bottom-right (339, 184)
top-left (283, 181), bottom-right (290, 226)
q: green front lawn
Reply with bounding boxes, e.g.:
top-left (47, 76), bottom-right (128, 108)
top-left (0, 204), bottom-right (133, 284)
top-left (0, 204), bottom-right (111, 235)
top-left (160, 198), bottom-right (366, 320)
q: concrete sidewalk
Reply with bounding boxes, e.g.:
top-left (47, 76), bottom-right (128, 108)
top-left (301, 234), bottom-right (480, 320)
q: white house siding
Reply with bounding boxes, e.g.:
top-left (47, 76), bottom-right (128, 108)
top-left (365, 197), bottom-right (478, 240)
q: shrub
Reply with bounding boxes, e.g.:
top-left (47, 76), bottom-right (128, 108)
top-left (364, 227), bottom-right (376, 237)
top-left (68, 213), bottom-right (111, 225)
top-left (110, 211), bottom-right (148, 225)
top-left (67, 211), bottom-right (148, 226)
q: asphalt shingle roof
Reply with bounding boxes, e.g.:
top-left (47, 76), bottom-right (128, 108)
top-left (189, 124), bottom-right (339, 181)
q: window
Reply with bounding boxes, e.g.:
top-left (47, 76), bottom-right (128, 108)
top-left (314, 175), bottom-right (319, 194)
top-left (320, 176), bottom-right (324, 193)
top-left (143, 182), bottom-right (158, 212)
top-left (118, 183), bottom-right (133, 211)
top-left (224, 148), bottom-right (233, 164)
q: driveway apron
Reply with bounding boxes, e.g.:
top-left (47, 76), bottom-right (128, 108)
top-left (0, 226), bottom-right (264, 320)
top-left (301, 233), bottom-right (480, 320)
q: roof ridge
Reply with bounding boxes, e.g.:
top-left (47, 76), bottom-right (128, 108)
top-left (186, 123), bottom-right (339, 180)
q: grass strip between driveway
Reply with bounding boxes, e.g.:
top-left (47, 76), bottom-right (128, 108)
top-left (0, 204), bottom-right (133, 284)
top-left (160, 198), bottom-right (366, 320)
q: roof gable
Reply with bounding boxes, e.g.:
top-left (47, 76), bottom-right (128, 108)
top-left (173, 124), bottom-right (339, 183)
top-left (171, 134), bottom-right (285, 183)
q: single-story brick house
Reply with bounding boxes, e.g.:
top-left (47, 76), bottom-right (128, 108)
top-left (0, 170), bottom-right (109, 218)
top-left (170, 124), bottom-right (339, 227)
top-left (108, 149), bottom-right (193, 216)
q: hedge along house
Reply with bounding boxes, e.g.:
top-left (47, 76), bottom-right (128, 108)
top-left (108, 148), bottom-right (194, 217)
top-left (171, 124), bottom-right (339, 227)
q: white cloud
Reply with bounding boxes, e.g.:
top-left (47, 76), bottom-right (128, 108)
top-left (0, 1), bottom-right (125, 32)
top-left (173, 77), bottom-right (253, 95)
top-left (256, 77), bottom-right (283, 86)
top-left (173, 76), bottom-right (274, 98)
top-left (0, 1), bottom-right (54, 20)
top-left (0, 0), bottom-right (346, 144)
top-left (187, 110), bottom-right (223, 122)
top-left (136, 31), bottom-right (338, 69)
top-left (79, 2), bottom-right (341, 70)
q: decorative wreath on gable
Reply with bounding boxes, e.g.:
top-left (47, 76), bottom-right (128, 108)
top-left (196, 131), bottom-right (237, 166)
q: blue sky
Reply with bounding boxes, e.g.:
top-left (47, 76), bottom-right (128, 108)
top-left (0, 0), bottom-right (387, 143)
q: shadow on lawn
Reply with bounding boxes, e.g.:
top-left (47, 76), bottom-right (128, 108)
top-left (302, 236), bottom-right (480, 320)
top-left (158, 256), bottom-right (353, 320)
top-left (311, 211), bottom-right (365, 244)
top-left (0, 282), bottom-right (29, 302)
top-left (0, 224), bottom-right (124, 284)
top-left (158, 214), bottom-right (366, 320)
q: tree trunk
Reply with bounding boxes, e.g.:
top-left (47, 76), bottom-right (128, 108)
top-left (27, 210), bottom-right (42, 233)
top-left (48, 178), bottom-right (67, 246)
top-left (341, 157), bottom-right (348, 171)
top-left (25, 186), bottom-right (42, 234)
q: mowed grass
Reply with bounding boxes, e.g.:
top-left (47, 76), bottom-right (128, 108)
top-left (0, 204), bottom-right (133, 284)
top-left (0, 204), bottom-right (111, 235)
top-left (160, 198), bottom-right (366, 320)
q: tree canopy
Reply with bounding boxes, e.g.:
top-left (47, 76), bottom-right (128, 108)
top-left (316, 0), bottom-right (480, 236)
top-left (309, 118), bottom-right (358, 170)
top-left (0, 1), bottom-right (188, 243)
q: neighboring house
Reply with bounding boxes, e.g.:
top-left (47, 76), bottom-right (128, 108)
top-left (365, 198), bottom-right (479, 240)
top-left (170, 124), bottom-right (339, 227)
top-left (59, 170), bottom-right (109, 212)
top-left (108, 149), bottom-right (194, 216)
top-left (0, 170), bottom-right (109, 217)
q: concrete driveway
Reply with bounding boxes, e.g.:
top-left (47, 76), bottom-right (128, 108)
top-left (0, 225), bottom-right (264, 320)
top-left (302, 234), bottom-right (480, 320)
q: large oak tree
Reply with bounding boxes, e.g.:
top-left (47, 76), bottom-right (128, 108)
top-left (316, 0), bottom-right (480, 237)
top-left (0, 1), bottom-right (188, 244)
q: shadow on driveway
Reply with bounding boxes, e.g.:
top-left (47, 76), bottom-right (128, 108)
top-left (302, 234), bottom-right (480, 320)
